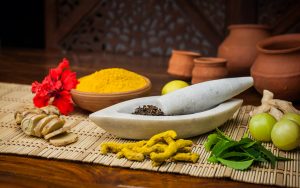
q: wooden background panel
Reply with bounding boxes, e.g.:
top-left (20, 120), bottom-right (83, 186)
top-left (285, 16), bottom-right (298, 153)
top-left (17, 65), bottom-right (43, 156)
top-left (60, 0), bottom-right (215, 57)
top-left (46, 0), bottom-right (300, 57)
top-left (257, 0), bottom-right (300, 34)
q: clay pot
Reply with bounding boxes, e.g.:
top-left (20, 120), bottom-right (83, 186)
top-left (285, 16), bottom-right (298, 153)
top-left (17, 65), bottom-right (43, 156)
top-left (218, 24), bottom-right (270, 76)
top-left (251, 34), bottom-right (300, 101)
top-left (167, 50), bottom-right (201, 80)
top-left (192, 57), bottom-right (228, 84)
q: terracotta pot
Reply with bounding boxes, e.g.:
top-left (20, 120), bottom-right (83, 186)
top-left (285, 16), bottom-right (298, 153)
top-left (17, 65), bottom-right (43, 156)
top-left (218, 24), bottom-right (270, 76)
top-left (167, 50), bottom-right (201, 80)
top-left (192, 57), bottom-right (228, 84)
top-left (251, 34), bottom-right (300, 101)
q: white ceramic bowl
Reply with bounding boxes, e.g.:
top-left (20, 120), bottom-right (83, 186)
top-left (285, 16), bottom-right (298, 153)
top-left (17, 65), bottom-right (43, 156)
top-left (89, 96), bottom-right (243, 139)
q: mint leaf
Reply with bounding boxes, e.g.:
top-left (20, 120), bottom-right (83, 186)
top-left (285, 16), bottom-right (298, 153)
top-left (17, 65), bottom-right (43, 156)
top-left (221, 151), bottom-right (253, 159)
top-left (217, 158), bottom-right (254, 170)
top-left (238, 137), bottom-right (258, 147)
top-left (256, 145), bottom-right (276, 168)
top-left (242, 131), bottom-right (249, 139)
top-left (276, 156), bottom-right (292, 161)
top-left (216, 128), bottom-right (233, 141)
top-left (204, 129), bottom-right (292, 170)
top-left (242, 147), bottom-right (268, 162)
top-left (207, 155), bottom-right (218, 163)
top-left (204, 133), bottom-right (219, 151)
top-left (211, 139), bottom-right (233, 156)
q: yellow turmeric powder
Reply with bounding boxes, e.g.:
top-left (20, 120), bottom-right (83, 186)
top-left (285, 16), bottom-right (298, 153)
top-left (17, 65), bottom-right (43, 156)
top-left (76, 68), bottom-right (147, 93)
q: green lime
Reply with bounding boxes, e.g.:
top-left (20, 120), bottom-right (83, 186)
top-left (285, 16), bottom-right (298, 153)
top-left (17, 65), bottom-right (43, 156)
top-left (161, 80), bottom-right (189, 95)
top-left (281, 113), bottom-right (300, 126)
top-left (248, 113), bottom-right (277, 142)
top-left (271, 119), bottom-right (300, 151)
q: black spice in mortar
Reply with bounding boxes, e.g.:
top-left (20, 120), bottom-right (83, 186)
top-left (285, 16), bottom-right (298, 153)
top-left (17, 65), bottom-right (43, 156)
top-left (133, 105), bottom-right (164, 116)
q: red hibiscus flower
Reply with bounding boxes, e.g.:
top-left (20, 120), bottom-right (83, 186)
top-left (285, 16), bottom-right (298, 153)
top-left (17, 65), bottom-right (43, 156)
top-left (32, 58), bottom-right (79, 115)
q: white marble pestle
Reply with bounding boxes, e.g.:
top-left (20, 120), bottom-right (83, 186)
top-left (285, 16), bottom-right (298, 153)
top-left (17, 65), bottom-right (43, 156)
top-left (89, 77), bottom-right (252, 139)
top-left (158, 77), bottom-right (253, 115)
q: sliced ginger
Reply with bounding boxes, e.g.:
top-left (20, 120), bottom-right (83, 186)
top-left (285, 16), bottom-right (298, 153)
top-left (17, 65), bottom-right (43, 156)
top-left (14, 105), bottom-right (78, 146)
top-left (49, 132), bottom-right (78, 147)
top-left (34, 115), bottom-right (58, 137)
top-left (250, 90), bottom-right (300, 120)
top-left (100, 130), bottom-right (199, 166)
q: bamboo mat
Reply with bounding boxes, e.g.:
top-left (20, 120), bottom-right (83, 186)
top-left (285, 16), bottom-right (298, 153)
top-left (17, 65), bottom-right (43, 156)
top-left (0, 82), bottom-right (299, 187)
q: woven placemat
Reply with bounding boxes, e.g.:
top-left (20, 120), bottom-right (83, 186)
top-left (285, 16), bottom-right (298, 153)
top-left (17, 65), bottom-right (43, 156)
top-left (0, 82), bottom-right (299, 187)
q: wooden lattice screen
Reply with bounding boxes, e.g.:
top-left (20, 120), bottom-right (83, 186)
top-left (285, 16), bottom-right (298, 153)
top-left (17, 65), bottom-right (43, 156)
top-left (45, 0), bottom-right (300, 57)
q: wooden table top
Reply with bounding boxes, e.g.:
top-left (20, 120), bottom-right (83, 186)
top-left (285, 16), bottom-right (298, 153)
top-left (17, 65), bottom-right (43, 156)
top-left (0, 49), bottom-right (274, 188)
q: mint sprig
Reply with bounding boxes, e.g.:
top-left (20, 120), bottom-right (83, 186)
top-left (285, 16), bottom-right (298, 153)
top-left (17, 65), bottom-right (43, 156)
top-left (204, 129), bottom-right (291, 170)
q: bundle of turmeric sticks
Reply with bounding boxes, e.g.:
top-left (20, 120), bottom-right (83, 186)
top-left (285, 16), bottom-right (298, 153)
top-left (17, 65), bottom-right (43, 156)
top-left (100, 130), bottom-right (199, 166)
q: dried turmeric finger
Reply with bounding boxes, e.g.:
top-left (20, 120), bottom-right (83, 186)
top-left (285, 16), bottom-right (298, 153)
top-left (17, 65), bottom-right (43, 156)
top-left (124, 140), bottom-right (147, 148)
top-left (175, 139), bottom-right (193, 148)
top-left (163, 136), bottom-right (175, 144)
top-left (120, 147), bottom-right (144, 161)
top-left (178, 147), bottom-right (192, 153)
top-left (152, 161), bottom-right (163, 167)
top-left (172, 153), bottom-right (199, 163)
top-left (101, 140), bottom-right (147, 154)
top-left (151, 144), bottom-right (168, 153)
top-left (116, 151), bottom-right (124, 158)
top-left (101, 142), bottom-right (123, 154)
top-left (146, 130), bottom-right (177, 146)
top-left (150, 138), bottom-right (194, 163)
top-left (150, 142), bottom-right (178, 163)
top-left (133, 143), bottom-right (168, 155)
top-left (100, 130), bottom-right (199, 167)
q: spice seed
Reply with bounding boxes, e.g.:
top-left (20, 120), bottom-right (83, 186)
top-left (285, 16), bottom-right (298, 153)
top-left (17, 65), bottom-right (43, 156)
top-left (132, 105), bottom-right (164, 116)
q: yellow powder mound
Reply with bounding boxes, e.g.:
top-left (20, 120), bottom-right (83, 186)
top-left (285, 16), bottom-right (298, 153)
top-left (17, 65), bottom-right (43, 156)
top-left (76, 68), bottom-right (147, 93)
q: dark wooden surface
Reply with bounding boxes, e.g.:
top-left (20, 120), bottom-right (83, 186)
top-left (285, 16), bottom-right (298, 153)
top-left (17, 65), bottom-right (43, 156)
top-left (0, 49), bottom-right (273, 188)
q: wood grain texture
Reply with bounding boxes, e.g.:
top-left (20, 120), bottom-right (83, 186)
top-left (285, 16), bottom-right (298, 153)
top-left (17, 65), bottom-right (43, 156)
top-left (0, 155), bottom-right (271, 188)
top-left (0, 49), bottom-right (291, 188)
top-left (226, 0), bottom-right (257, 25)
top-left (272, 2), bottom-right (300, 34)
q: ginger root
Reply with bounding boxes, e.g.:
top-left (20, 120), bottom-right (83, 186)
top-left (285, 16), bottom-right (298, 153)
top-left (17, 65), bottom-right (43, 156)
top-left (100, 130), bottom-right (199, 166)
top-left (14, 105), bottom-right (78, 146)
top-left (250, 90), bottom-right (300, 120)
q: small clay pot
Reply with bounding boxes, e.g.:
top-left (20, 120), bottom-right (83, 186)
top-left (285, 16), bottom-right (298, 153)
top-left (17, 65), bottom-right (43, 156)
top-left (167, 50), bottom-right (201, 80)
top-left (251, 34), bottom-right (300, 101)
top-left (218, 24), bottom-right (270, 76)
top-left (192, 57), bottom-right (228, 84)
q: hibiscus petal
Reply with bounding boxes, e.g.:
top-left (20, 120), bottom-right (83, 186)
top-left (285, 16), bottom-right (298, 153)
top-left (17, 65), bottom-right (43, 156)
top-left (53, 80), bottom-right (63, 91)
top-left (58, 58), bottom-right (70, 71)
top-left (61, 70), bottom-right (79, 91)
top-left (49, 58), bottom-right (70, 82)
top-left (31, 58), bottom-right (77, 115)
top-left (49, 68), bottom-right (61, 81)
top-left (31, 81), bottom-right (42, 93)
top-left (52, 91), bottom-right (74, 115)
top-left (33, 94), bottom-right (50, 107)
